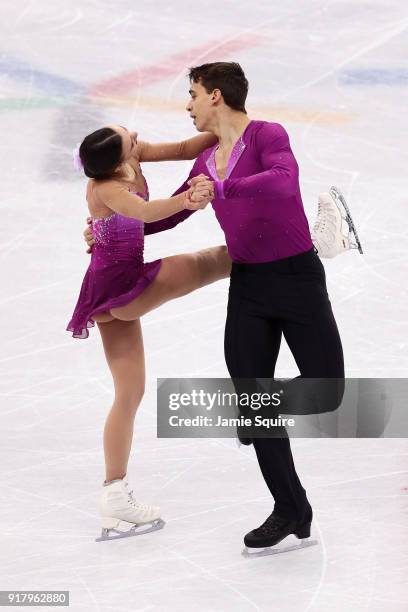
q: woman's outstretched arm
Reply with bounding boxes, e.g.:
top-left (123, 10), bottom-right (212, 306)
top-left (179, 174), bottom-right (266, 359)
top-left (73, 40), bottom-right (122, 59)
top-left (95, 180), bottom-right (210, 223)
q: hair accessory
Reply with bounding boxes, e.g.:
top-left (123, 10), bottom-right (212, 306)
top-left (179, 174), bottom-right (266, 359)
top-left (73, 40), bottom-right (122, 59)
top-left (73, 143), bottom-right (84, 172)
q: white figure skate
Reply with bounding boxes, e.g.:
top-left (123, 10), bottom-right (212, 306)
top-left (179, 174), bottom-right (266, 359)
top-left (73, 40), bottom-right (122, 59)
top-left (312, 186), bottom-right (363, 258)
top-left (96, 476), bottom-right (165, 542)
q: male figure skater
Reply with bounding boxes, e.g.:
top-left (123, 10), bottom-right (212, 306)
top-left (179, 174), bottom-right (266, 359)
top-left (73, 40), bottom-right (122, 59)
top-left (84, 62), bottom-right (361, 552)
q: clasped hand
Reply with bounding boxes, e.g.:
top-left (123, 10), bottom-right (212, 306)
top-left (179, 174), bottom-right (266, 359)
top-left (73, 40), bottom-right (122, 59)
top-left (185, 174), bottom-right (214, 210)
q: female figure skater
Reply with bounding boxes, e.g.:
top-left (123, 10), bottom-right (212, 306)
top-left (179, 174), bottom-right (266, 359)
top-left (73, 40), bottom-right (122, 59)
top-left (66, 125), bottom-right (230, 541)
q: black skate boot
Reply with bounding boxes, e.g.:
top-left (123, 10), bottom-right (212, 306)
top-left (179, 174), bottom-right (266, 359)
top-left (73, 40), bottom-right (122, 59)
top-left (237, 426), bottom-right (253, 446)
top-left (238, 436), bottom-right (253, 446)
top-left (243, 509), bottom-right (316, 557)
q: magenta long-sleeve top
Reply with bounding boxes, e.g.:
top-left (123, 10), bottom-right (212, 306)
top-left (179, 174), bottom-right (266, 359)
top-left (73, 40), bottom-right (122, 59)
top-left (145, 120), bottom-right (313, 263)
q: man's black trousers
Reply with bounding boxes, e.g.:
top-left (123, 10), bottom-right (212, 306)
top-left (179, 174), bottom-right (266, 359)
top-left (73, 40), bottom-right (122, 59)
top-left (224, 248), bottom-right (345, 520)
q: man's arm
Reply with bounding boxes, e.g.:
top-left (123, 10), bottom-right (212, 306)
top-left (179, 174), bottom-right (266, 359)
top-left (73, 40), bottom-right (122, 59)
top-left (213, 123), bottom-right (299, 200)
top-left (144, 158), bottom-right (205, 235)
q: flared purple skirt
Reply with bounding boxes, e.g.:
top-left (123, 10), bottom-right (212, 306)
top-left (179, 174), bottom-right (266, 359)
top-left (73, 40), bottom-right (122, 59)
top-left (66, 258), bottom-right (162, 339)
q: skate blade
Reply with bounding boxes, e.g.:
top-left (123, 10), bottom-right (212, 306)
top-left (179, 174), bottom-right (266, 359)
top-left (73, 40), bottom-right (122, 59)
top-left (95, 518), bottom-right (165, 542)
top-left (330, 186), bottom-right (363, 254)
top-left (242, 538), bottom-right (318, 558)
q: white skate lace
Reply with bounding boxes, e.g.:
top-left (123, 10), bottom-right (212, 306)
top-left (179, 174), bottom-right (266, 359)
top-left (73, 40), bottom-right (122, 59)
top-left (313, 202), bottom-right (336, 237)
top-left (126, 488), bottom-right (150, 512)
top-left (313, 202), bottom-right (323, 233)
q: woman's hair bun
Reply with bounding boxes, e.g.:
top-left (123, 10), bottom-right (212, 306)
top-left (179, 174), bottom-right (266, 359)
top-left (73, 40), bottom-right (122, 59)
top-left (79, 128), bottom-right (122, 180)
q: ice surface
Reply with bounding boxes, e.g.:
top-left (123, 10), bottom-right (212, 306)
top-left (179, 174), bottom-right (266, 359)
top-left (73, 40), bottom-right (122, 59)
top-left (1, 1), bottom-right (407, 610)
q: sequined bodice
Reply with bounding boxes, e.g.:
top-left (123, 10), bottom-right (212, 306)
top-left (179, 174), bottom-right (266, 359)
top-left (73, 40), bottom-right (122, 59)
top-left (90, 188), bottom-right (148, 269)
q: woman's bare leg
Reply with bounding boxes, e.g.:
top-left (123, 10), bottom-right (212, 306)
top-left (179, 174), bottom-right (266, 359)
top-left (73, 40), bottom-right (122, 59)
top-left (97, 318), bottom-right (145, 482)
top-left (111, 245), bottom-right (231, 321)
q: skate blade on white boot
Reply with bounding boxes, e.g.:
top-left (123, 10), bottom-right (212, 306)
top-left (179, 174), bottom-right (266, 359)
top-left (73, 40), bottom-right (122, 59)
top-left (329, 186), bottom-right (363, 254)
top-left (242, 536), bottom-right (318, 558)
top-left (96, 478), bottom-right (165, 542)
top-left (96, 516), bottom-right (165, 542)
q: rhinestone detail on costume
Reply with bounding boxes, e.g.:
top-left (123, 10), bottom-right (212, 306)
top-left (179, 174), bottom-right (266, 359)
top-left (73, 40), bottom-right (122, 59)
top-left (205, 137), bottom-right (246, 181)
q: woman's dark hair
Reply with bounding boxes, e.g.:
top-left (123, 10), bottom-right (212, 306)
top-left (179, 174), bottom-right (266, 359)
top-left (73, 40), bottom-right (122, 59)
top-left (79, 128), bottom-right (123, 180)
top-left (188, 62), bottom-right (248, 113)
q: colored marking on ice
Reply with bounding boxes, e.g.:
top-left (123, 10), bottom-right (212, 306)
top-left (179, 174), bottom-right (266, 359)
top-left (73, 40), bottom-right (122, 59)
top-left (0, 97), bottom-right (68, 112)
top-left (339, 68), bottom-right (408, 86)
top-left (1, 38), bottom-right (354, 127)
top-left (0, 93), bottom-right (356, 126)
top-left (250, 106), bottom-right (356, 126)
top-left (0, 54), bottom-right (84, 96)
top-left (1, 35), bottom-right (261, 109)
top-left (88, 34), bottom-right (262, 96)
top-left (90, 94), bottom-right (356, 125)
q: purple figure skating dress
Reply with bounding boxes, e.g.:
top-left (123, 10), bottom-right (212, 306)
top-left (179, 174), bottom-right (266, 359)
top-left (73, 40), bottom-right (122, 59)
top-left (66, 182), bottom-right (162, 339)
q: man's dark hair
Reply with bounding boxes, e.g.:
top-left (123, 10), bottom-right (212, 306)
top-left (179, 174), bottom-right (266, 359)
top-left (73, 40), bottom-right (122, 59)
top-left (188, 62), bottom-right (248, 113)
top-left (79, 128), bottom-right (123, 180)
